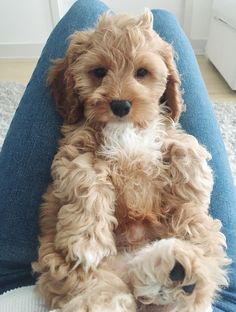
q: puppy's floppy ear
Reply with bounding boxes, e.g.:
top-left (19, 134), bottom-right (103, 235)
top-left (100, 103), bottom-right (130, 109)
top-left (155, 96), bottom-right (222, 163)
top-left (160, 43), bottom-right (184, 122)
top-left (138, 10), bottom-right (183, 121)
top-left (48, 31), bottom-right (91, 124)
top-left (138, 9), bottom-right (153, 30)
top-left (48, 57), bottom-right (80, 124)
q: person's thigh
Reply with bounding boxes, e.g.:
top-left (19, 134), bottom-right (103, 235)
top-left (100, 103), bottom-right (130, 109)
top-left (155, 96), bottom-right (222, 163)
top-left (0, 0), bottom-right (109, 294)
top-left (152, 9), bottom-right (236, 312)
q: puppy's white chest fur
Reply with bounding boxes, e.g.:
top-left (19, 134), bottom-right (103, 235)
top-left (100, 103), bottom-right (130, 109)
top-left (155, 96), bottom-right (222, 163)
top-left (99, 121), bottom-right (165, 162)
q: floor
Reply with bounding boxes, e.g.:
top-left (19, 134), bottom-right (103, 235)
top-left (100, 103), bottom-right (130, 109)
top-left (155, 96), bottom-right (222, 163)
top-left (0, 59), bottom-right (37, 86)
top-left (0, 56), bottom-right (236, 102)
top-left (197, 56), bottom-right (236, 103)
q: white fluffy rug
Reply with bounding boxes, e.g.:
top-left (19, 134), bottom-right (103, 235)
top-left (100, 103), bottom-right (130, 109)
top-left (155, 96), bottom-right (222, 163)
top-left (0, 81), bottom-right (235, 184)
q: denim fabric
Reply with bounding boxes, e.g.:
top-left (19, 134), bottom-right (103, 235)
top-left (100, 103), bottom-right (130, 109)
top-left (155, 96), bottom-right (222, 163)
top-left (0, 0), bottom-right (235, 310)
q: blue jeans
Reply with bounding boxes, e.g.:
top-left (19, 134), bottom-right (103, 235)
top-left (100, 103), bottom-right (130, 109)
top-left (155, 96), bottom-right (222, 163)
top-left (0, 0), bottom-right (235, 310)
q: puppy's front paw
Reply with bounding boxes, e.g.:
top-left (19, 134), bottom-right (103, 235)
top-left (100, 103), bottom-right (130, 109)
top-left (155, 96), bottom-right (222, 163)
top-left (69, 236), bottom-right (117, 271)
top-left (55, 206), bottom-right (117, 271)
top-left (128, 238), bottom-right (220, 312)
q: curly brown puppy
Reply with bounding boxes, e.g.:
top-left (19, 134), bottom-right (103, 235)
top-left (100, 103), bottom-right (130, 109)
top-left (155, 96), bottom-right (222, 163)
top-left (33, 11), bottom-right (230, 312)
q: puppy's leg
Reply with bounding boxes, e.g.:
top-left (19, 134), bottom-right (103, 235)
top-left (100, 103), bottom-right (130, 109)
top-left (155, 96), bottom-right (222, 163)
top-left (57, 270), bottom-right (136, 312)
top-left (125, 133), bottom-right (230, 311)
top-left (33, 151), bottom-right (118, 308)
top-left (162, 133), bottom-right (231, 279)
top-left (128, 238), bottom-right (222, 312)
top-left (33, 186), bottom-right (74, 308)
top-left (52, 152), bottom-right (117, 272)
top-left (162, 132), bottom-right (214, 208)
top-left (36, 249), bottom-right (136, 311)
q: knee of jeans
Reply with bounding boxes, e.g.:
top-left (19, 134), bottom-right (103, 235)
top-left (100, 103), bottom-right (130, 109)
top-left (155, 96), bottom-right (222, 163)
top-left (151, 9), bottom-right (179, 27)
top-left (71, 0), bottom-right (109, 15)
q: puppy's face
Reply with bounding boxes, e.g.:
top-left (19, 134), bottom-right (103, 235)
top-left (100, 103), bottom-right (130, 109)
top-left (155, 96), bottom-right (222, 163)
top-left (49, 12), bottom-right (183, 126)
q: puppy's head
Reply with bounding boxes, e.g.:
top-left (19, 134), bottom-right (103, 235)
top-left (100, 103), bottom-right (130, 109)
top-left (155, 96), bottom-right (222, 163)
top-left (49, 11), bottom-right (183, 126)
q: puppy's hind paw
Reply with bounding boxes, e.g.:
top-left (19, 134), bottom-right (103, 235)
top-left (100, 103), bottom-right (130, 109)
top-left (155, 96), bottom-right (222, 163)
top-left (128, 238), bottom-right (220, 311)
top-left (169, 261), bottom-right (186, 282)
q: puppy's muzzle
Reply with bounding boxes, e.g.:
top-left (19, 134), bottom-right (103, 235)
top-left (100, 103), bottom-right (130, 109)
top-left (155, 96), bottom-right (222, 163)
top-left (110, 100), bottom-right (132, 117)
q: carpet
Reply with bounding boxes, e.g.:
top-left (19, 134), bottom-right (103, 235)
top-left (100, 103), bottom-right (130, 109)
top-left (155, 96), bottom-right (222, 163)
top-left (0, 81), bottom-right (235, 184)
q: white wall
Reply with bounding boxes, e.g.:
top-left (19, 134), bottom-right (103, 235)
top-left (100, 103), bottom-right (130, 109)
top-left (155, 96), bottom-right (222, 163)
top-left (0, 0), bottom-right (213, 58)
top-left (55, 0), bottom-right (76, 20)
top-left (0, 0), bottom-right (54, 58)
top-left (102, 0), bottom-right (185, 25)
top-left (191, 0), bottom-right (213, 39)
top-left (102, 0), bottom-right (213, 54)
top-left (187, 0), bottom-right (213, 53)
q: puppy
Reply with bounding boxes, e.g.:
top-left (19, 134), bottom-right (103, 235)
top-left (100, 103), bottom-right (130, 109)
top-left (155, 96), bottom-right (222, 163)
top-left (33, 11), bottom-right (230, 312)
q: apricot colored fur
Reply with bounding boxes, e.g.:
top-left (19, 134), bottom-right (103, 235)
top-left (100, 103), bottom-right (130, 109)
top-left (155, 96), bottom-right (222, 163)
top-left (33, 11), bottom-right (230, 312)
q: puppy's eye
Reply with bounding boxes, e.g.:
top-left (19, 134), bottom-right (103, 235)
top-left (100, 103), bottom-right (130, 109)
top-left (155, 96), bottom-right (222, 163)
top-left (136, 68), bottom-right (149, 78)
top-left (93, 67), bottom-right (107, 78)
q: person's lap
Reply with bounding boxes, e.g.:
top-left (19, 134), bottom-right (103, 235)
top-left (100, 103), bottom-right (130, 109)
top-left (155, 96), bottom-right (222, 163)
top-left (0, 0), bottom-right (235, 311)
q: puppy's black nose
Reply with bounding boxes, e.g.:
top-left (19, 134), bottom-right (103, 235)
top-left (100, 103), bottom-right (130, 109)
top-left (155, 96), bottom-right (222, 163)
top-left (110, 100), bottom-right (132, 117)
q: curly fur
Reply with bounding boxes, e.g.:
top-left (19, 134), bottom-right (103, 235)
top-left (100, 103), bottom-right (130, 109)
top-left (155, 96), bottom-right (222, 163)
top-left (32, 11), bottom-right (230, 312)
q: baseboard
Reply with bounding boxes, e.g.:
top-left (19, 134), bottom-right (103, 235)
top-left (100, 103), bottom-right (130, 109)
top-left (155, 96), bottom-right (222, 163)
top-left (0, 43), bottom-right (44, 58)
top-left (190, 39), bottom-right (207, 55)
